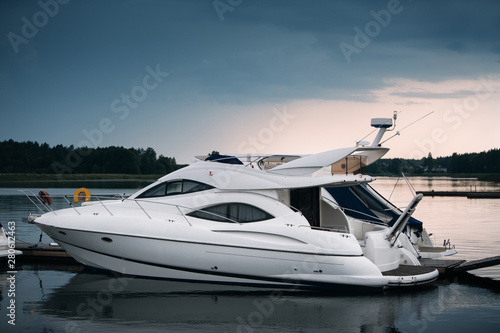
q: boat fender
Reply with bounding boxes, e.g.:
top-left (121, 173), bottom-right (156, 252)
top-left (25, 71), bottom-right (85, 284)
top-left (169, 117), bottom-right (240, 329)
top-left (74, 187), bottom-right (91, 203)
top-left (39, 190), bottom-right (52, 206)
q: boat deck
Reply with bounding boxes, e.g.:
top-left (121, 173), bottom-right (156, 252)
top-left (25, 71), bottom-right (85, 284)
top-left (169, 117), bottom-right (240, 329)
top-left (382, 265), bottom-right (437, 277)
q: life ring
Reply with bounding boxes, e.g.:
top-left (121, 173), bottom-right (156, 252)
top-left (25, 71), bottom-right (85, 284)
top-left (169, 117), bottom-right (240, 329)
top-left (39, 190), bottom-right (53, 206)
top-left (74, 187), bottom-right (91, 203)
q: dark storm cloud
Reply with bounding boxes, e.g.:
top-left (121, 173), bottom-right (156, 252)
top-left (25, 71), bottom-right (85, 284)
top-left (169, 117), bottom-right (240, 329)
top-left (184, 0), bottom-right (500, 102)
top-left (0, 0), bottom-right (498, 148)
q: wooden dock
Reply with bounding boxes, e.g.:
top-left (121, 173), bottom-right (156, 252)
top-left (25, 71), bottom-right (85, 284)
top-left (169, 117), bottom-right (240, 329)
top-left (15, 243), bottom-right (78, 264)
top-left (420, 258), bottom-right (466, 274)
top-left (421, 256), bottom-right (500, 275)
top-left (451, 256), bottom-right (500, 273)
top-left (417, 190), bottom-right (500, 198)
top-left (467, 192), bottom-right (500, 198)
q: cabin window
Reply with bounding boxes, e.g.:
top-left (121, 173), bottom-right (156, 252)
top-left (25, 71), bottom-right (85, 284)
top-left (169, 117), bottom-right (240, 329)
top-left (257, 155), bottom-right (301, 171)
top-left (139, 183), bottom-right (167, 198)
top-left (137, 180), bottom-right (214, 198)
top-left (188, 203), bottom-right (274, 223)
top-left (166, 181), bottom-right (182, 195)
top-left (183, 180), bottom-right (214, 193)
top-left (331, 155), bottom-right (367, 175)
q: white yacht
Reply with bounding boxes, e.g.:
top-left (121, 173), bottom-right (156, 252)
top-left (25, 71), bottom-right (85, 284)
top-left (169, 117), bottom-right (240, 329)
top-left (0, 222), bottom-right (22, 259)
top-left (31, 116), bottom-right (441, 290)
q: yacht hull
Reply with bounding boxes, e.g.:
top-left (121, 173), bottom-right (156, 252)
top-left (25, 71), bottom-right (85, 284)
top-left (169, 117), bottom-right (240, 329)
top-left (35, 222), bottom-right (394, 290)
top-left (35, 220), bottom-right (438, 289)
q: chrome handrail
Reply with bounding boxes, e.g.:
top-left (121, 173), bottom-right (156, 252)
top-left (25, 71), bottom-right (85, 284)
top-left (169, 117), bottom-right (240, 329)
top-left (62, 195), bottom-right (80, 216)
top-left (19, 191), bottom-right (225, 226)
top-left (20, 189), bottom-right (399, 231)
top-left (133, 200), bottom-right (151, 219)
top-left (20, 190), bottom-right (48, 214)
top-left (96, 196), bottom-right (113, 216)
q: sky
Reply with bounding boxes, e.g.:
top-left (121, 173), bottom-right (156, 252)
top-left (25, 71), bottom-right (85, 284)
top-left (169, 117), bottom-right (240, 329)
top-left (1, 0), bottom-right (499, 164)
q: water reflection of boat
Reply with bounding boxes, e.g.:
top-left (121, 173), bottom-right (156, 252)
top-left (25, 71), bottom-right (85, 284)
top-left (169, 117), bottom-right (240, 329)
top-left (37, 270), bottom-right (413, 331)
top-left (31, 115), bottom-right (442, 290)
top-left (22, 266), bottom-right (500, 332)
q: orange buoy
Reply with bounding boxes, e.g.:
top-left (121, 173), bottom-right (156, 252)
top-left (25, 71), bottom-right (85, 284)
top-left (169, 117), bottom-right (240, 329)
top-left (39, 190), bottom-right (53, 206)
top-left (74, 187), bottom-right (91, 203)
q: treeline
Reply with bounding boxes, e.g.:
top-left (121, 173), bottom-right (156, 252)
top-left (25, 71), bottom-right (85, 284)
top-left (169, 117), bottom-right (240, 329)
top-left (367, 149), bottom-right (500, 175)
top-left (0, 140), bottom-right (185, 175)
top-left (1, 139), bottom-right (499, 177)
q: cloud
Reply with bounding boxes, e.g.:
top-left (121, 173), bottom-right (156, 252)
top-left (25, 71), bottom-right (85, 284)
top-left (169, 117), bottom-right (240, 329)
top-left (391, 90), bottom-right (476, 99)
top-left (1, 0), bottom-right (499, 160)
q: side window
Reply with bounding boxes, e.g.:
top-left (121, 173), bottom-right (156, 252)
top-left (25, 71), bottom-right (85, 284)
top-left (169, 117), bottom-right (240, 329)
top-left (233, 203), bottom-right (273, 222)
top-left (137, 182), bottom-right (167, 198)
top-left (166, 181), bottom-right (182, 195)
top-left (137, 180), bottom-right (214, 198)
top-left (188, 203), bottom-right (274, 223)
top-left (183, 180), bottom-right (213, 193)
top-left (189, 204), bottom-right (229, 222)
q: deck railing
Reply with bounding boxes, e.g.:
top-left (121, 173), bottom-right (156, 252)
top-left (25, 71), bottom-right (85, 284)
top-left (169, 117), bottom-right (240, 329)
top-left (21, 190), bottom-right (389, 233)
top-left (20, 190), bottom-right (241, 227)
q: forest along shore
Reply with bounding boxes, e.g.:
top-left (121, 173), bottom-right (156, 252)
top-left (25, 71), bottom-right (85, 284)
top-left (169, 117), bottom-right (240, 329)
top-left (2, 140), bottom-right (500, 180)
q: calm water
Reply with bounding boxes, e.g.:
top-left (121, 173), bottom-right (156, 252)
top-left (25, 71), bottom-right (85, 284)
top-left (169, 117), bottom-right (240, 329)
top-left (1, 179), bottom-right (500, 332)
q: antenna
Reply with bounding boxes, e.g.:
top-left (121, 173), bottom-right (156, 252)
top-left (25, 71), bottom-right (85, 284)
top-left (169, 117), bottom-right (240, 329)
top-left (379, 111), bottom-right (434, 145)
top-left (397, 111), bottom-right (433, 133)
top-left (356, 111), bottom-right (400, 146)
top-left (370, 112), bottom-right (399, 146)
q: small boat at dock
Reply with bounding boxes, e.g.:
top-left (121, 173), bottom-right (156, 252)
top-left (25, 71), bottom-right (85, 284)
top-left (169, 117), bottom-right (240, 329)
top-left (0, 222), bottom-right (22, 260)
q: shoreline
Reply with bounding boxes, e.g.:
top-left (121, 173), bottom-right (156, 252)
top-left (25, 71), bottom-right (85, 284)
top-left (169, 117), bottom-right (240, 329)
top-left (1, 172), bottom-right (499, 183)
